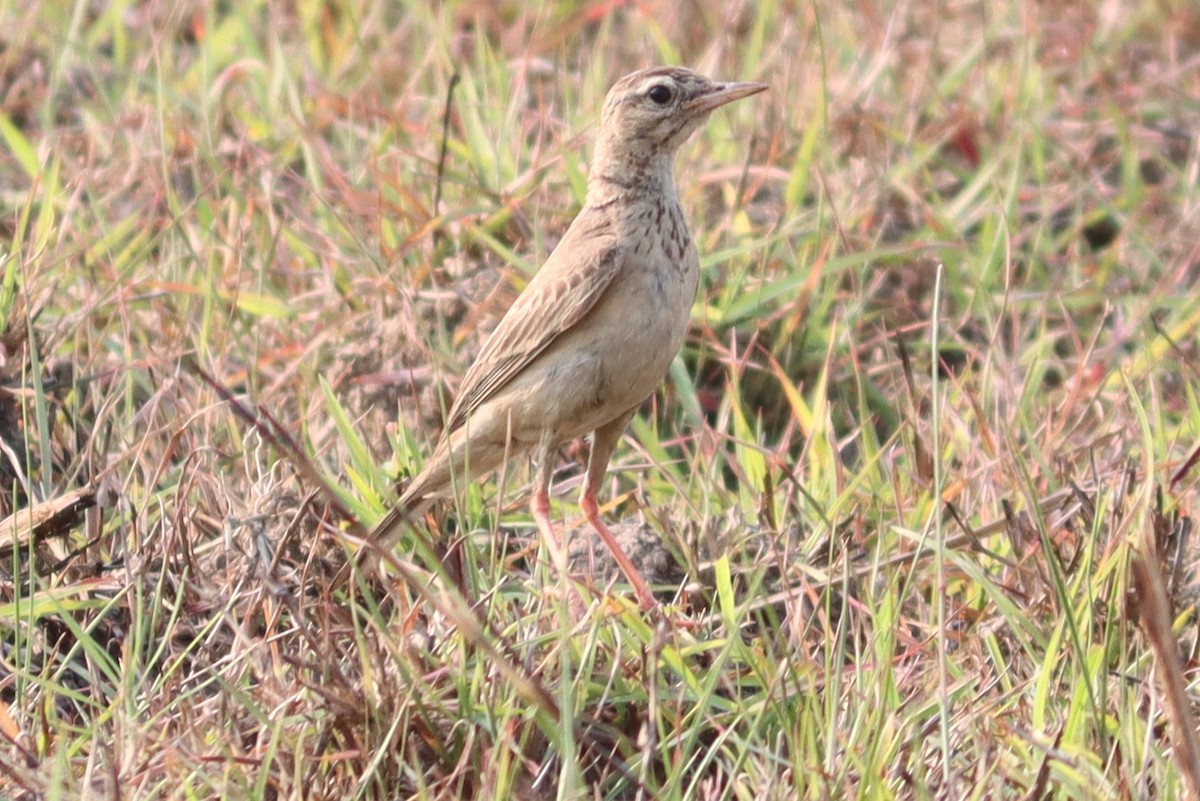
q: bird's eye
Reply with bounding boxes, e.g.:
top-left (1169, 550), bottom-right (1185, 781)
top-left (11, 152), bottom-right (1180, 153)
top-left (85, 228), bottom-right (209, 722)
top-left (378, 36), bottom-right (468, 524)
top-left (646, 84), bottom-right (673, 105)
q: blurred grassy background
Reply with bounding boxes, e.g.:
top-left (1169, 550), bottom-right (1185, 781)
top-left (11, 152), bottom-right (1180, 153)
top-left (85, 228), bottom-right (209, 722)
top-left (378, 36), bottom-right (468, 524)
top-left (2, 0), bottom-right (1200, 798)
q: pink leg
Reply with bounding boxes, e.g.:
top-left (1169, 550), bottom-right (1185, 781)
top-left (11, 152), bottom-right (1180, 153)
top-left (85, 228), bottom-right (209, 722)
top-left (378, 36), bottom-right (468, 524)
top-left (583, 409), bottom-right (658, 612)
top-left (580, 489), bottom-right (658, 612)
top-left (530, 438), bottom-right (570, 588)
top-left (530, 477), bottom-right (567, 570)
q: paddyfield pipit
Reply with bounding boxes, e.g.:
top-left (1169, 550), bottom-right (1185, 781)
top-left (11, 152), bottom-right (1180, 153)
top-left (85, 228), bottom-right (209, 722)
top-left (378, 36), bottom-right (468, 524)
top-left (371, 66), bottom-right (766, 611)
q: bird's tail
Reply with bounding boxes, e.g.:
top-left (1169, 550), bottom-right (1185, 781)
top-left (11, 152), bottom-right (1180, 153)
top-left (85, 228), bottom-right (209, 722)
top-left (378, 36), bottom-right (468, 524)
top-left (342, 434), bottom-right (506, 592)
top-left (355, 478), bottom-right (436, 571)
top-left (367, 490), bottom-right (430, 551)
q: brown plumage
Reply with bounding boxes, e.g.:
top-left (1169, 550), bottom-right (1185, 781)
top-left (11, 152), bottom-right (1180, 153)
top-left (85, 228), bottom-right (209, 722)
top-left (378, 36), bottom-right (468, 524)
top-left (370, 67), bottom-right (766, 610)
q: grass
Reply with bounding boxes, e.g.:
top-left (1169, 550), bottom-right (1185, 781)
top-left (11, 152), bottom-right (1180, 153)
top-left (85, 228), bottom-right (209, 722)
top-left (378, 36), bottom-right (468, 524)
top-left (2, 0), bottom-right (1200, 798)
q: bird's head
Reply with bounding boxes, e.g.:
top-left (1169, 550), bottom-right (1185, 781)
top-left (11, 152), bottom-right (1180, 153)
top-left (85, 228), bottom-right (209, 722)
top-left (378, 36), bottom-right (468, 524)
top-left (594, 67), bottom-right (767, 167)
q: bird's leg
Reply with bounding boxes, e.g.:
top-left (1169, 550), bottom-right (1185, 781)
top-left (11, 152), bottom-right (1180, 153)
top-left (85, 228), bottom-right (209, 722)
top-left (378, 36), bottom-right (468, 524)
top-left (530, 434), bottom-right (570, 584)
top-left (582, 410), bottom-right (658, 612)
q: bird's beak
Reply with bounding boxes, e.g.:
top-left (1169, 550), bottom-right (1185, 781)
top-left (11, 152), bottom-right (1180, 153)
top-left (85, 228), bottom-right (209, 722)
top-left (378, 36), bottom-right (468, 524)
top-left (685, 81), bottom-right (768, 114)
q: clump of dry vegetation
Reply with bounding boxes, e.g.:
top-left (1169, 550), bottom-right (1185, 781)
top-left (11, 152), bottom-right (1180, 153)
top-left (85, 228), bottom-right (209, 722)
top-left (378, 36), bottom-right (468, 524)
top-left (2, 0), bottom-right (1200, 798)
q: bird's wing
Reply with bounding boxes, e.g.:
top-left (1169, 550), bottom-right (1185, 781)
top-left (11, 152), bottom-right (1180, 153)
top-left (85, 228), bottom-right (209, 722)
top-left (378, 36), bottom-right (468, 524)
top-left (444, 210), bottom-right (622, 434)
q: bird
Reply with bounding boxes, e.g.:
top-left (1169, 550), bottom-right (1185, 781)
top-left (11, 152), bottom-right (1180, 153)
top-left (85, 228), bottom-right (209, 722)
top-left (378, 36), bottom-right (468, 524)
top-left (368, 66), bottom-right (766, 611)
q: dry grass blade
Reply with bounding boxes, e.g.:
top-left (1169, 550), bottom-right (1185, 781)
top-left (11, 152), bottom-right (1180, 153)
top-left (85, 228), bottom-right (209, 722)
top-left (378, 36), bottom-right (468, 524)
top-left (1131, 510), bottom-right (1200, 800)
top-left (0, 484), bottom-right (95, 554)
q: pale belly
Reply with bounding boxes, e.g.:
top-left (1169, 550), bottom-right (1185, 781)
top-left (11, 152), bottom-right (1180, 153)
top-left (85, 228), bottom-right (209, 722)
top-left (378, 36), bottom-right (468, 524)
top-left (494, 252), bottom-right (698, 444)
